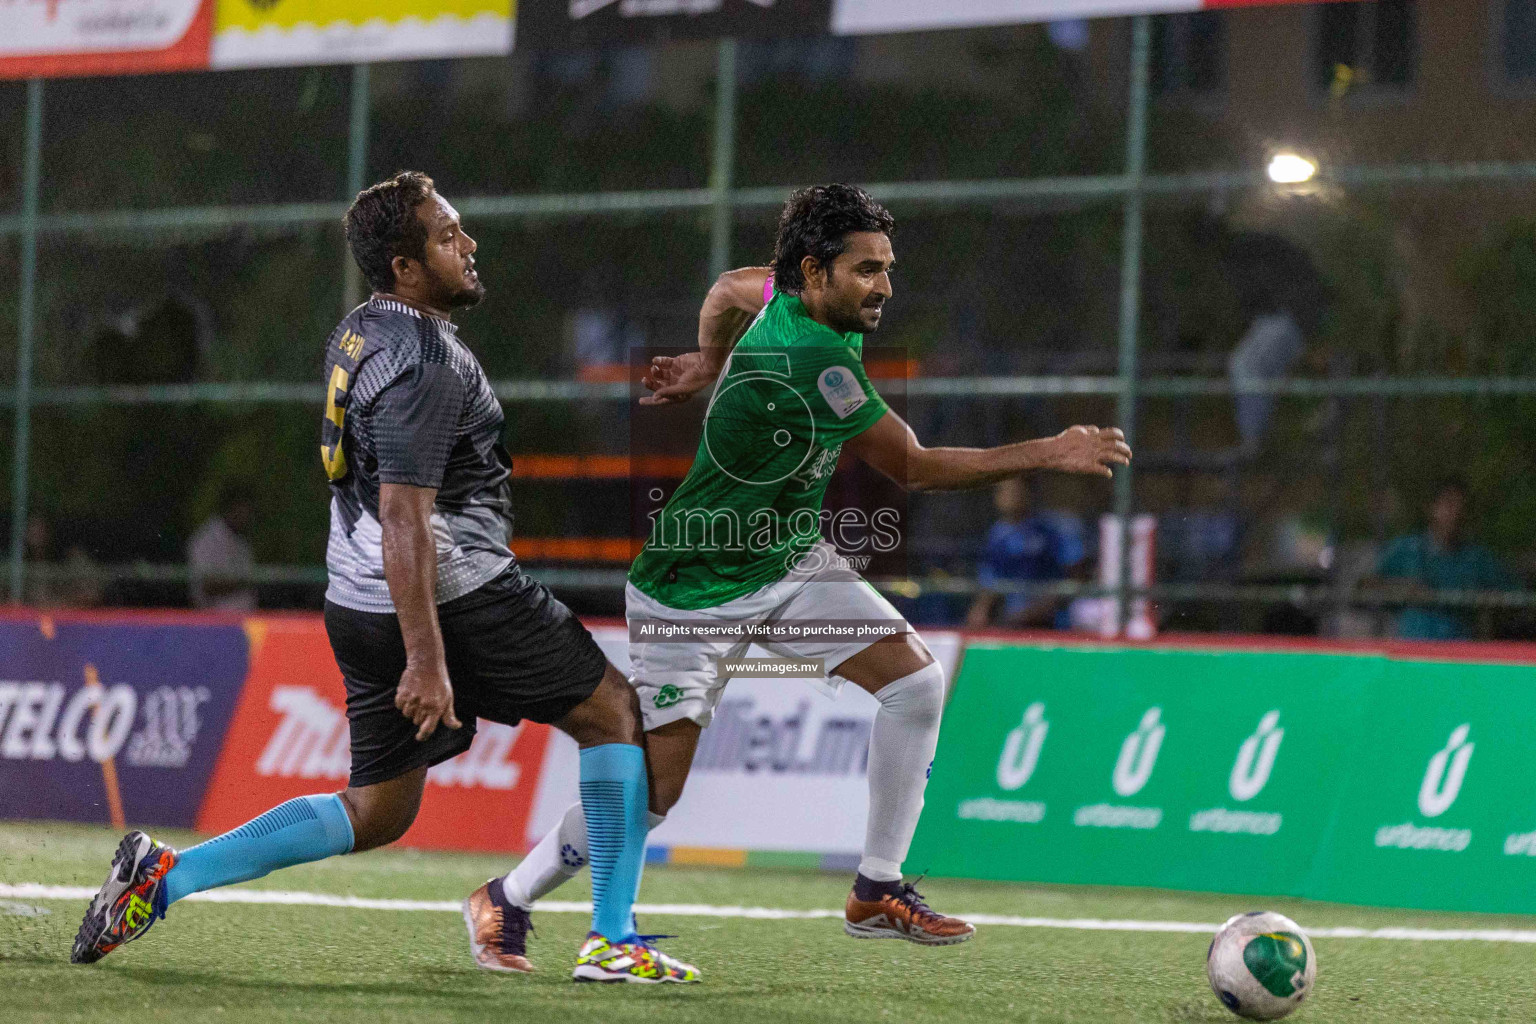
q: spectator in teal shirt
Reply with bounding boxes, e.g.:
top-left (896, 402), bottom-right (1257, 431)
top-left (1376, 480), bottom-right (1517, 640)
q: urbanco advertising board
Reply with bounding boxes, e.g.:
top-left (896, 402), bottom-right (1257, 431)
top-left (910, 640), bottom-right (1536, 915)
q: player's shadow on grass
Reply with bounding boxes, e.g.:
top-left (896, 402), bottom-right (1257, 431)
top-left (113, 964), bottom-right (706, 1001)
top-left (2, 952), bottom-right (75, 968)
top-left (115, 965), bottom-right (512, 1002)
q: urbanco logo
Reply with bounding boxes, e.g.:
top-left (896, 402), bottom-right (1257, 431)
top-left (1112, 706), bottom-right (1164, 798)
top-left (996, 702), bottom-right (1048, 791)
top-left (1418, 724), bottom-right (1474, 819)
top-left (1229, 710), bottom-right (1284, 803)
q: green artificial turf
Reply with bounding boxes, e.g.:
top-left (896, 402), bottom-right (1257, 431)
top-left (4, 821), bottom-right (1535, 1023)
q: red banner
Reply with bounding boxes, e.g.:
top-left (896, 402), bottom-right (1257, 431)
top-left (196, 617), bottom-right (553, 854)
top-left (0, 0), bottom-right (213, 80)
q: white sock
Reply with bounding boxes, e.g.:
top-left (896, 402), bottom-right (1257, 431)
top-left (858, 662), bottom-right (946, 883)
top-left (502, 802), bottom-right (667, 909)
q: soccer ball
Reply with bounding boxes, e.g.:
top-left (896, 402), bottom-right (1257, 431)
top-left (1206, 911), bottom-right (1316, 1020)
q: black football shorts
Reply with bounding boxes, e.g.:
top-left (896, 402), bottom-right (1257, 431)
top-left (324, 565), bottom-right (608, 788)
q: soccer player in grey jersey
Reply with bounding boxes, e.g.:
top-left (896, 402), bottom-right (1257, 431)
top-left (71, 172), bottom-right (698, 984)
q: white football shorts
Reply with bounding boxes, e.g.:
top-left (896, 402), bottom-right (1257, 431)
top-left (625, 540), bottom-right (914, 729)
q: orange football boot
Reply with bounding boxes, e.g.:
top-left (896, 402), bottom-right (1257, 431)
top-left (844, 880), bottom-right (975, 946)
top-left (463, 879), bottom-right (535, 973)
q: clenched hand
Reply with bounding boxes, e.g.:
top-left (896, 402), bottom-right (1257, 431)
top-left (1044, 426), bottom-right (1133, 478)
top-left (395, 662), bottom-right (463, 741)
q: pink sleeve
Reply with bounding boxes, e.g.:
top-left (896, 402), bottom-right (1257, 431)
top-left (762, 273), bottom-right (774, 306)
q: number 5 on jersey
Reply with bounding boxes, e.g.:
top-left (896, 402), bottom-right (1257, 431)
top-left (321, 364), bottom-right (350, 481)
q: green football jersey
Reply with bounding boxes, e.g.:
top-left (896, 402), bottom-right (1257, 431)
top-left (629, 291), bottom-right (890, 609)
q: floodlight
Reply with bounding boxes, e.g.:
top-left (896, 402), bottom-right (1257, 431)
top-left (1268, 152), bottom-right (1318, 185)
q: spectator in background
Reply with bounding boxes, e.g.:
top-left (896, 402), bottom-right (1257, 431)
top-left (20, 515), bottom-right (104, 608)
top-left (188, 488), bottom-right (258, 612)
top-left (966, 477), bottom-right (1086, 630)
top-left (1229, 308), bottom-right (1304, 451)
top-left (1222, 232), bottom-right (1326, 455)
top-left (59, 543), bottom-right (106, 608)
top-left (21, 515), bottom-right (58, 607)
top-left (1375, 480), bottom-right (1516, 640)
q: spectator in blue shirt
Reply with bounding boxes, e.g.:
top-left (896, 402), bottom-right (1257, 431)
top-left (1375, 480), bottom-right (1517, 640)
top-left (966, 477), bottom-right (1086, 629)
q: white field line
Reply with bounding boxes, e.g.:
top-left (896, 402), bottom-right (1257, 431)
top-left (6, 883), bottom-right (1536, 944)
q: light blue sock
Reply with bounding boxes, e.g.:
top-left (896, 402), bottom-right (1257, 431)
top-left (163, 794), bottom-right (355, 905)
top-left (579, 743), bottom-right (648, 941)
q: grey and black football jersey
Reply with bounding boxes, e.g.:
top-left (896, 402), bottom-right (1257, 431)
top-left (321, 296), bottom-right (514, 612)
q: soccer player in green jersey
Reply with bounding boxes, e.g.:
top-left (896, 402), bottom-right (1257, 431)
top-left (488, 184), bottom-right (1130, 954)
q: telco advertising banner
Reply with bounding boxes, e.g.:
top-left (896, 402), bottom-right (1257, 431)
top-left (910, 642), bottom-right (1536, 916)
top-left (0, 615), bottom-right (247, 827)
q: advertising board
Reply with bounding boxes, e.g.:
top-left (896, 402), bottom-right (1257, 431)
top-left (0, 0), bottom-right (213, 79)
top-left (211, 0), bottom-right (515, 68)
top-left (527, 627), bottom-right (964, 859)
top-left (0, 614), bottom-right (246, 827)
top-left (830, 0), bottom-right (1351, 36)
top-left (0, 0), bottom-right (1361, 79)
top-left (14, 607), bottom-right (1535, 914)
top-left (910, 640), bottom-right (1536, 915)
top-left (195, 616), bottom-right (552, 853)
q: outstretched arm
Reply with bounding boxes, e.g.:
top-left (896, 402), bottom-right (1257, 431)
top-left (640, 266), bottom-right (772, 406)
top-left (843, 408), bottom-right (1131, 493)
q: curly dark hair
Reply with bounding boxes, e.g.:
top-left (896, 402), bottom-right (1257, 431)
top-left (771, 183), bottom-right (895, 293)
top-left (344, 171), bottom-right (436, 294)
